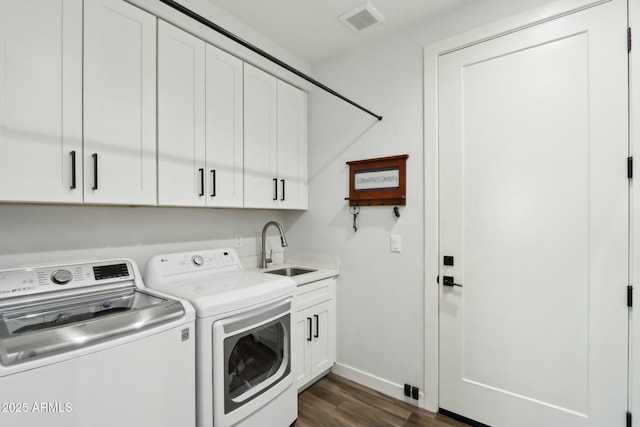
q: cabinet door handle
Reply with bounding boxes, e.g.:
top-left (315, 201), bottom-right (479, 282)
top-left (273, 178), bottom-right (278, 201)
top-left (198, 168), bottom-right (205, 196)
top-left (307, 317), bottom-right (312, 342)
top-left (211, 170), bottom-right (216, 197)
top-left (281, 179), bottom-right (285, 201)
top-left (92, 153), bottom-right (98, 190)
top-left (314, 314), bottom-right (319, 338)
top-left (70, 151), bottom-right (77, 190)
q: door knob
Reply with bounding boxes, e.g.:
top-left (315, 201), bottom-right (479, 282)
top-left (443, 276), bottom-right (462, 287)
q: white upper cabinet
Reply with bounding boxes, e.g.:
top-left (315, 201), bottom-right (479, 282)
top-left (84, 0), bottom-right (157, 205)
top-left (244, 64), bottom-right (308, 209)
top-left (277, 80), bottom-right (308, 210)
top-left (205, 44), bottom-right (244, 208)
top-left (158, 22), bottom-right (243, 208)
top-left (157, 20), bottom-right (206, 206)
top-left (0, 0), bottom-right (82, 203)
top-left (0, 1), bottom-right (304, 210)
top-left (244, 64), bottom-right (279, 209)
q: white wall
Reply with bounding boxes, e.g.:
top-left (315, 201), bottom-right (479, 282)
top-left (0, 205), bottom-right (288, 270)
top-left (285, 0), bottom-right (558, 405)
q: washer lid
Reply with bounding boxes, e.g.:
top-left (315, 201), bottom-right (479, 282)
top-left (0, 288), bottom-right (185, 366)
top-left (147, 270), bottom-right (295, 318)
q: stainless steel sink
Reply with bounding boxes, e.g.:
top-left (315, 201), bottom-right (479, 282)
top-left (265, 267), bottom-right (317, 277)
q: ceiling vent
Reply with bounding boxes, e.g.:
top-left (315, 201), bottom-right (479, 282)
top-left (339, 2), bottom-right (386, 32)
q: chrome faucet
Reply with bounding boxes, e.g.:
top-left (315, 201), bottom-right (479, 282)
top-left (261, 221), bottom-right (288, 268)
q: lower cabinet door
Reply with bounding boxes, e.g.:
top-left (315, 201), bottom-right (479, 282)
top-left (294, 309), bottom-right (313, 388)
top-left (310, 303), bottom-right (331, 378)
top-left (295, 300), bottom-right (333, 390)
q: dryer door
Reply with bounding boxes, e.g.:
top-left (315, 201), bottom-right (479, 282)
top-left (212, 298), bottom-right (292, 414)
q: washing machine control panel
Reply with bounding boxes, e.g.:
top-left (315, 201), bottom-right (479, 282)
top-left (0, 260), bottom-right (135, 300)
top-left (145, 249), bottom-right (242, 286)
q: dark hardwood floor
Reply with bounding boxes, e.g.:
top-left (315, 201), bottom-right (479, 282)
top-left (295, 374), bottom-right (470, 427)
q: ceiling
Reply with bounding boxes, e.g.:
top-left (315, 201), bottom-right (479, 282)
top-left (205, 0), bottom-right (473, 64)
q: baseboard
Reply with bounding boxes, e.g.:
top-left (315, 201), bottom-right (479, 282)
top-left (331, 362), bottom-right (425, 408)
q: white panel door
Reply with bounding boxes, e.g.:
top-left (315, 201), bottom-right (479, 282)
top-left (277, 81), bottom-right (308, 210)
top-left (438, 1), bottom-right (628, 426)
top-left (244, 63), bottom-right (278, 208)
top-left (0, 0), bottom-right (82, 203)
top-left (158, 20), bottom-right (206, 207)
top-left (206, 44), bottom-right (244, 207)
top-left (84, 0), bottom-right (157, 205)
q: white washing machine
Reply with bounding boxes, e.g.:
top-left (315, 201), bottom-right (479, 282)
top-left (145, 248), bottom-right (297, 427)
top-left (0, 258), bottom-right (196, 427)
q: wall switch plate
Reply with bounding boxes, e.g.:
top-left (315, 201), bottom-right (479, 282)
top-left (235, 235), bottom-right (243, 248)
top-left (390, 235), bottom-right (401, 253)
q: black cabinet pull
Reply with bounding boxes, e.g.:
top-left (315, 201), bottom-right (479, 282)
top-left (211, 170), bottom-right (216, 197)
top-left (281, 179), bottom-right (285, 201)
top-left (70, 151), bottom-right (76, 189)
top-left (198, 168), bottom-right (204, 196)
top-left (273, 178), bottom-right (278, 201)
top-left (307, 317), bottom-right (312, 342)
top-left (314, 314), bottom-right (319, 338)
top-left (92, 153), bottom-right (98, 190)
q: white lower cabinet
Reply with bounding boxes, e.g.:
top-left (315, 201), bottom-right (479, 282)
top-left (293, 277), bottom-right (336, 390)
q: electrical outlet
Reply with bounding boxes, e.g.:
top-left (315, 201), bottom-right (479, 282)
top-left (235, 235), bottom-right (243, 248)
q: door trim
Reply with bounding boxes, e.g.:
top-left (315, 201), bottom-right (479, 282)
top-left (630, 0), bottom-right (640, 421)
top-left (423, 0), bottom-right (618, 413)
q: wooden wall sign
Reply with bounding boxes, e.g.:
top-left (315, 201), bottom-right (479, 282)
top-left (345, 154), bottom-right (408, 206)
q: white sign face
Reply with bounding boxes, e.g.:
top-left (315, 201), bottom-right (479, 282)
top-left (355, 168), bottom-right (400, 191)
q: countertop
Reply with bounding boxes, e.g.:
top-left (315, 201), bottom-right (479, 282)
top-left (246, 252), bottom-right (339, 286)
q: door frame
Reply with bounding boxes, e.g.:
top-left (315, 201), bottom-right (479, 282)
top-left (423, 0), bottom-right (625, 414)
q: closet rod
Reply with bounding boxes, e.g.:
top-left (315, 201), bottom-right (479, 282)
top-left (157, 0), bottom-right (383, 121)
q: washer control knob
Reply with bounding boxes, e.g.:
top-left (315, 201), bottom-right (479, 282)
top-left (191, 255), bottom-right (204, 267)
top-left (51, 269), bottom-right (73, 285)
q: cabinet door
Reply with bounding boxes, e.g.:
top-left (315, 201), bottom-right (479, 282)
top-left (244, 64), bottom-right (278, 208)
top-left (310, 302), bottom-right (333, 378)
top-left (84, 0), bottom-right (157, 205)
top-left (0, 0), bottom-right (82, 203)
top-left (294, 310), bottom-right (313, 389)
top-left (295, 300), bottom-right (334, 390)
top-left (205, 45), bottom-right (244, 207)
top-left (158, 20), bottom-right (206, 206)
top-left (277, 81), bottom-right (308, 210)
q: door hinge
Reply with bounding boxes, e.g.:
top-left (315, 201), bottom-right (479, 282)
top-left (628, 156), bottom-right (633, 179)
top-left (627, 411), bottom-right (632, 427)
top-left (628, 27), bottom-right (632, 53)
top-left (628, 286), bottom-right (633, 308)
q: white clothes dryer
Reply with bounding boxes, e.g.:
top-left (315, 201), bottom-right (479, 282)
top-left (145, 248), bottom-right (297, 427)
